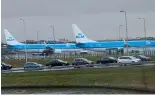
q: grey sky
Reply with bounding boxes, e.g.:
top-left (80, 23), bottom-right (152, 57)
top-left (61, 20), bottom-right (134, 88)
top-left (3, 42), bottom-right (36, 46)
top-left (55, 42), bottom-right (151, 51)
top-left (1, 0), bottom-right (155, 42)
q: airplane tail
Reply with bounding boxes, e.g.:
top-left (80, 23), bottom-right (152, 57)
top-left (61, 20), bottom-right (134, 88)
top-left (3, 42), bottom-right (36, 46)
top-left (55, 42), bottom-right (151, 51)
top-left (123, 39), bottom-right (127, 44)
top-left (72, 24), bottom-right (96, 43)
top-left (4, 29), bottom-right (23, 45)
top-left (44, 41), bottom-right (48, 47)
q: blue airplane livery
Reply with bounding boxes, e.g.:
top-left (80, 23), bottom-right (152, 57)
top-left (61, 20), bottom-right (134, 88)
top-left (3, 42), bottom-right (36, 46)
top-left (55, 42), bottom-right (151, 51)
top-left (72, 24), bottom-right (155, 52)
top-left (4, 25), bottom-right (155, 53)
top-left (4, 29), bottom-right (83, 53)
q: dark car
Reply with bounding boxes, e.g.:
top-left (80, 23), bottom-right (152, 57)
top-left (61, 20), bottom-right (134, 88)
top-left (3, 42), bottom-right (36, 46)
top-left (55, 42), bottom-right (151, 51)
top-left (96, 57), bottom-right (117, 64)
top-left (1, 62), bottom-right (12, 70)
top-left (134, 55), bottom-right (151, 62)
top-left (72, 58), bottom-right (94, 68)
top-left (46, 59), bottom-right (70, 67)
top-left (43, 46), bottom-right (54, 56)
top-left (32, 53), bottom-right (44, 56)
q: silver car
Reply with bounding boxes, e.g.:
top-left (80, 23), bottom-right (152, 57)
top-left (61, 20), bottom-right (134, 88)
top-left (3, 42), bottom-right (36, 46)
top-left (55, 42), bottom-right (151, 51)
top-left (24, 62), bottom-right (43, 70)
top-left (118, 56), bottom-right (142, 66)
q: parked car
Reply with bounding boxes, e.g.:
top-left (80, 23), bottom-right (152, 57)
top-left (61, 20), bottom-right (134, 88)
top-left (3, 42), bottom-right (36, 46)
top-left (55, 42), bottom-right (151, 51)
top-left (32, 52), bottom-right (44, 56)
top-left (118, 56), bottom-right (142, 66)
top-left (96, 57), bottom-right (117, 64)
top-left (72, 58), bottom-right (94, 68)
top-left (24, 62), bottom-right (43, 69)
top-left (1, 62), bottom-right (12, 70)
top-left (80, 50), bottom-right (88, 54)
top-left (45, 59), bottom-right (70, 67)
top-left (134, 55), bottom-right (151, 61)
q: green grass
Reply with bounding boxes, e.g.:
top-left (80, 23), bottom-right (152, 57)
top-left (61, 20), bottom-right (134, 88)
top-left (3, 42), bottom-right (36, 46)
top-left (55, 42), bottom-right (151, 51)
top-left (3, 55), bottom-right (155, 68)
top-left (2, 66), bottom-right (155, 90)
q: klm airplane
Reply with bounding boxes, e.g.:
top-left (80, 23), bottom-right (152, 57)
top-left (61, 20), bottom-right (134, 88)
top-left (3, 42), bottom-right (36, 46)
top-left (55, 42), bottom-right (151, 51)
top-left (72, 24), bottom-right (155, 51)
top-left (4, 29), bottom-right (83, 53)
top-left (4, 25), bottom-right (155, 54)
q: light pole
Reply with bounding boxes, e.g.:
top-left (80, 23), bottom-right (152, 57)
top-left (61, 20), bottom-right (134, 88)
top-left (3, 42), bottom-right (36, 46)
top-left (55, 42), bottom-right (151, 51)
top-left (20, 18), bottom-right (27, 63)
top-left (50, 25), bottom-right (55, 44)
top-left (36, 30), bottom-right (40, 59)
top-left (36, 30), bottom-right (40, 44)
top-left (138, 17), bottom-right (147, 55)
top-left (50, 25), bottom-right (55, 57)
top-left (138, 18), bottom-right (148, 89)
top-left (119, 25), bottom-right (123, 40)
top-left (120, 10), bottom-right (129, 55)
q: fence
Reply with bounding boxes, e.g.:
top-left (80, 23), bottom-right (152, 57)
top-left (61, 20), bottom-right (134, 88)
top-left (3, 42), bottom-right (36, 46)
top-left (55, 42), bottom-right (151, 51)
top-left (2, 49), bottom-right (155, 61)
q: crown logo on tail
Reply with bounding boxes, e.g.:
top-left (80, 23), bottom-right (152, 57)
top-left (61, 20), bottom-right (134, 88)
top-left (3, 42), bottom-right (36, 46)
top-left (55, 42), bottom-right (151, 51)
top-left (76, 33), bottom-right (84, 38)
top-left (7, 37), bottom-right (14, 41)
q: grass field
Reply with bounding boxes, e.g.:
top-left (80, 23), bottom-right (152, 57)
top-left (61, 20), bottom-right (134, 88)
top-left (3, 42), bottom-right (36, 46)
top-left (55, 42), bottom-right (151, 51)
top-left (3, 55), bottom-right (155, 68)
top-left (2, 66), bottom-right (155, 90)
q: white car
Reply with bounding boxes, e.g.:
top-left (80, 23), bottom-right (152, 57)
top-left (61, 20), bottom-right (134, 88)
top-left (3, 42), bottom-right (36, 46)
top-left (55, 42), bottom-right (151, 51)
top-left (118, 56), bottom-right (141, 66)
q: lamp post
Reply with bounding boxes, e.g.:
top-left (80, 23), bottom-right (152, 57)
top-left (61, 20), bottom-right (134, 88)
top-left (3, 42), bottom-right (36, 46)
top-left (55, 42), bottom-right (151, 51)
top-left (120, 10), bottom-right (129, 55)
top-left (36, 30), bottom-right (40, 59)
top-left (50, 25), bottom-right (55, 44)
top-left (138, 17), bottom-right (147, 55)
top-left (138, 18), bottom-right (148, 89)
top-left (36, 30), bottom-right (40, 44)
top-left (119, 25), bottom-right (123, 40)
top-left (50, 25), bottom-right (55, 58)
top-left (20, 18), bottom-right (27, 63)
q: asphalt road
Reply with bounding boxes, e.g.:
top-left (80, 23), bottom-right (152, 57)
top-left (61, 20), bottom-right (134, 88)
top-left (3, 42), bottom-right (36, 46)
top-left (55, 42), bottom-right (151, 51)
top-left (2, 62), bottom-right (155, 73)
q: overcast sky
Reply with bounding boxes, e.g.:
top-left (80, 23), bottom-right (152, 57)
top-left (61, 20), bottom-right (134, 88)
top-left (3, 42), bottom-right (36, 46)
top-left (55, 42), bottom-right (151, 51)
top-left (1, 0), bottom-right (155, 42)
